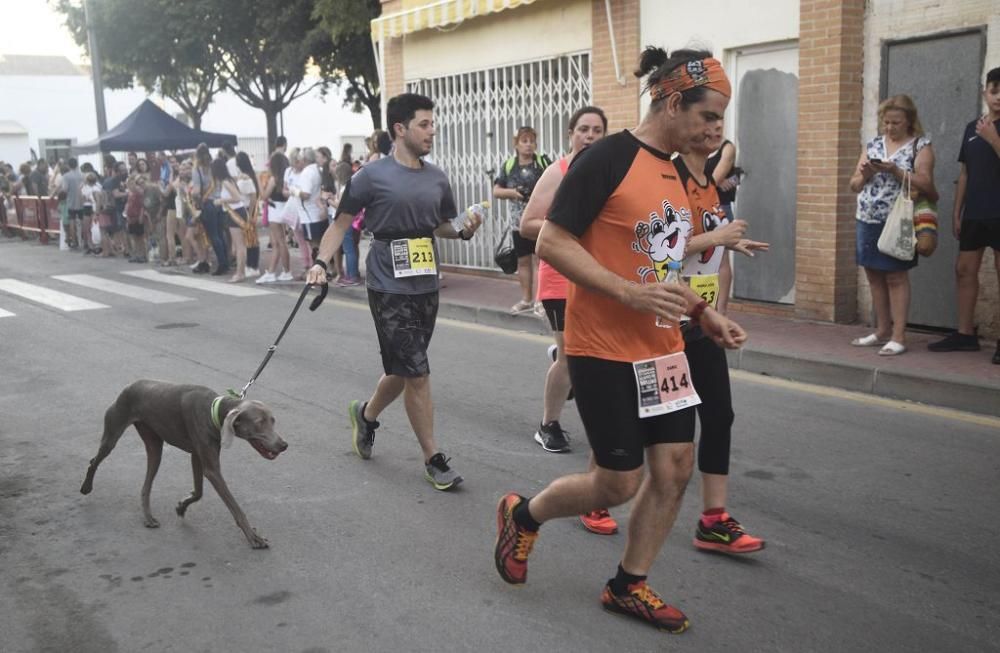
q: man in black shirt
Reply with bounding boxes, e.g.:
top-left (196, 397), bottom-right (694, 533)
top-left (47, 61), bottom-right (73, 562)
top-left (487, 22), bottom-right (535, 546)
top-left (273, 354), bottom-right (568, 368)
top-left (929, 67), bottom-right (1000, 364)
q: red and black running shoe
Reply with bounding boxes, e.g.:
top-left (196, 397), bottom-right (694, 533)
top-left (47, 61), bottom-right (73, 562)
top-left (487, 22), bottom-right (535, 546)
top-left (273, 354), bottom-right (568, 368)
top-left (693, 513), bottom-right (765, 554)
top-left (600, 580), bottom-right (689, 633)
top-left (494, 493), bottom-right (538, 585)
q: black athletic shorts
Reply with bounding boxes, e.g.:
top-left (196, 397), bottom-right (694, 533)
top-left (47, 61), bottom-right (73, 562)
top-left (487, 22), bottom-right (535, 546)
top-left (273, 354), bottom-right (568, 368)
top-left (512, 228), bottom-right (535, 258)
top-left (542, 298), bottom-right (566, 332)
top-left (68, 209), bottom-right (85, 221)
top-left (959, 220), bottom-right (1000, 252)
top-left (567, 355), bottom-right (696, 472)
top-left (302, 220), bottom-right (329, 243)
top-left (368, 289), bottom-right (439, 378)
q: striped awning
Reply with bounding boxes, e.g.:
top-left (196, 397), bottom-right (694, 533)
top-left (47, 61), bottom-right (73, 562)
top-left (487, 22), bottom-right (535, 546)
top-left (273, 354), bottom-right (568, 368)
top-left (371, 0), bottom-right (543, 41)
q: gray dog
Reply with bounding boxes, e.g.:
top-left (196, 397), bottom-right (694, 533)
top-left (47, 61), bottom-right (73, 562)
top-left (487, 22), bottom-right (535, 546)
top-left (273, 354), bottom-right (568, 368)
top-left (80, 380), bottom-right (288, 549)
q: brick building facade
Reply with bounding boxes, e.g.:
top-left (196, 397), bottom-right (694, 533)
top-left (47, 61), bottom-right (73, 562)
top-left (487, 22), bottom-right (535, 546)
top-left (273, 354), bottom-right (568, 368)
top-left (373, 0), bottom-right (998, 338)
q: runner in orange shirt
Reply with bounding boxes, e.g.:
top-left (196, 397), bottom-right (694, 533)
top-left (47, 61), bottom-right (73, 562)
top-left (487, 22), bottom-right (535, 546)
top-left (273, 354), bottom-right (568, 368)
top-left (494, 48), bottom-right (746, 634)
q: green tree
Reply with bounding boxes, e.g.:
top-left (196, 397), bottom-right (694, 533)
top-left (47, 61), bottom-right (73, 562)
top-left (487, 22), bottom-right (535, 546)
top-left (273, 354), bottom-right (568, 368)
top-left (54, 0), bottom-right (223, 130)
top-left (204, 0), bottom-right (339, 152)
top-left (313, 0), bottom-right (382, 126)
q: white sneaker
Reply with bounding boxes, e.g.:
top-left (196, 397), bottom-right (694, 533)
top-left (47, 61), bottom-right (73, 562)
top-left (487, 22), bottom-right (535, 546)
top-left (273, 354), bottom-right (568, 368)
top-left (276, 271), bottom-right (294, 282)
top-left (255, 272), bottom-right (276, 284)
top-left (245, 267), bottom-right (260, 278)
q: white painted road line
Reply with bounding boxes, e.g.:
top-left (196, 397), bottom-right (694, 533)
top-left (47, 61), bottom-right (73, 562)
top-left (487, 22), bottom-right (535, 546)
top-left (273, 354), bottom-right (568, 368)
top-left (0, 279), bottom-right (109, 311)
top-left (121, 270), bottom-right (274, 297)
top-left (53, 274), bottom-right (194, 304)
top-left (0, 308), bottom-right (14, 318)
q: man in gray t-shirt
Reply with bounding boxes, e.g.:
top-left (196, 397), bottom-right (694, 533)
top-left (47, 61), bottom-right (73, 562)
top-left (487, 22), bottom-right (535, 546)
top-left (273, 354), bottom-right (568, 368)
top-left (306, 93), bottom-right (483, 491)
top-left (338, 154), bottom-right (458, 295)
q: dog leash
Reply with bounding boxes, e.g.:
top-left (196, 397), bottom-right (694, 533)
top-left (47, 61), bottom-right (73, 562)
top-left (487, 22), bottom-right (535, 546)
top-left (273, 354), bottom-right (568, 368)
top-left (236, 280), bottom-right (330, 399)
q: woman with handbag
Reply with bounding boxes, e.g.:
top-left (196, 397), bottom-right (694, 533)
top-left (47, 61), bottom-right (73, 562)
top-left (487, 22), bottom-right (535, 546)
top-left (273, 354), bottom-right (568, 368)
top-left (849, 95), bottom-right (937, 356)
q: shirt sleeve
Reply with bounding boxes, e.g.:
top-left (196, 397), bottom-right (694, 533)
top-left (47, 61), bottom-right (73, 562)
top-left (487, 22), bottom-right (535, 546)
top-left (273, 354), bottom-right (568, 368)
top-left (547, 139), bottom-right (628, 238)
top-left (493, 162), bottom-right (509, 188)
top-left (337, 168), bottom-right (370, 215)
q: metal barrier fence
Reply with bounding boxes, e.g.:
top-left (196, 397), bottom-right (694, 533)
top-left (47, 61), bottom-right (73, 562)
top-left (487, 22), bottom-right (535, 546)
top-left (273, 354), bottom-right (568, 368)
top-left (407, 52), bottom-right (591, 271)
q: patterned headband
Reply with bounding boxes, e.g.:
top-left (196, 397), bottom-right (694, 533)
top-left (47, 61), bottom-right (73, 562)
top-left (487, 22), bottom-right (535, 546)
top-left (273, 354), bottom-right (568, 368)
top-left (650, 58), bottom-right (732, 101)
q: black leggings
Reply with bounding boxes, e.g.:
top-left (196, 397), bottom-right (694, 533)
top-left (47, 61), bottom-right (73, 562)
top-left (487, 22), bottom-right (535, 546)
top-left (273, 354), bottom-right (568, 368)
top-left (686, 334), bottom-right (734, 475)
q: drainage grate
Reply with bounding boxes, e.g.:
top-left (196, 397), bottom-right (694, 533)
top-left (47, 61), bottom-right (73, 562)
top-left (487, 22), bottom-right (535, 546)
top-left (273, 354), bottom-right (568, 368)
top-left (155, 323), bottom-right (199, 330)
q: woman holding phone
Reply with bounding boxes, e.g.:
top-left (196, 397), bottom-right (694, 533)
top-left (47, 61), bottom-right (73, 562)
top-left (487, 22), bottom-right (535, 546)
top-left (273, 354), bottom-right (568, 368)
top-left (849, 95), bottom-right (937, 355)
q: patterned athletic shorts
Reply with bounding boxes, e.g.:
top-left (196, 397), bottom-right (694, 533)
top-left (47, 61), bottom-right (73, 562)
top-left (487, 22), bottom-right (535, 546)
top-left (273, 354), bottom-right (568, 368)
top-left (367, 289), bottom-right (439, 377)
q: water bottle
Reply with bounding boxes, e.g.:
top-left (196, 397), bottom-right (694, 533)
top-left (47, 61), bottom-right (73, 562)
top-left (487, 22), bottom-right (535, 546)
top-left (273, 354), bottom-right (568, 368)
top-left (655, 260), bottom-right (683, 328)
top-left (454, 201), bottom-right (489, 232)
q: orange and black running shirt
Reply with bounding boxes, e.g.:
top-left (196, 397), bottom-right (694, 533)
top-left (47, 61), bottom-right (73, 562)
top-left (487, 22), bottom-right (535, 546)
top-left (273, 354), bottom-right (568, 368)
top-left (547, 130), bottom-right (694, 363)
top-left (674, 156), bottom-right (730, 277)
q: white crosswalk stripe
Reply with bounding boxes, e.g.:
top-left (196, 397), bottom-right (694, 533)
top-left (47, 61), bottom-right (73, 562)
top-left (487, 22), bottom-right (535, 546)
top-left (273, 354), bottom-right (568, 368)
top-left (53, 274), bottom-right (194, 304)
top-left (0, 278), bottom-right (109, 311)
top-left (121, 270), bottom-right (274, 297)
top-left (0, 308), bottom-right (14, 318)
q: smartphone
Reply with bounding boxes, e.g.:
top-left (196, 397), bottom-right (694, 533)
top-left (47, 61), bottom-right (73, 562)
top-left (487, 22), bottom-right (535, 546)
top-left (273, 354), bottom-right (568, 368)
top-left (869, 158), bottom-right (883, 164)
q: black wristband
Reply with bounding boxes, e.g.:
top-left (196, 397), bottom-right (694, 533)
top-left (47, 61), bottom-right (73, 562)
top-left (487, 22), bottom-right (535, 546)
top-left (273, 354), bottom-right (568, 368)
top-left (314, 259), bottom-right (329, 271)
top-left (458, 228), bottom-right (472, 240)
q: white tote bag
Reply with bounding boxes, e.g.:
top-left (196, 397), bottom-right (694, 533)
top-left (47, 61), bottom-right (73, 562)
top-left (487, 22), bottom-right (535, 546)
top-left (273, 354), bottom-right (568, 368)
top-left (877, 172), bottom-right (915, 261)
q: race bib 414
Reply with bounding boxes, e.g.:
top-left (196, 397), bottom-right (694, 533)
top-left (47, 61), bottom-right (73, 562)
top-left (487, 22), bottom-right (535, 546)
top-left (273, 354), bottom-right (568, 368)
top-left (633, 351), bottom-right (701, 418)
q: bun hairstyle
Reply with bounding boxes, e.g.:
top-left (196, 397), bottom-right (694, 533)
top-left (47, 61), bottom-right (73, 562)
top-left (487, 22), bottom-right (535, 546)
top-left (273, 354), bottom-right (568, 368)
top-left (635, 46), bottom-right (714, 110)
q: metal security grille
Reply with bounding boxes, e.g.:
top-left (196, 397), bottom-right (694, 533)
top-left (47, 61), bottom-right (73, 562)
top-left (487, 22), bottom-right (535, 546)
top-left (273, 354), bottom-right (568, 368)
top-left (407, 52), bottom-right (591, 270)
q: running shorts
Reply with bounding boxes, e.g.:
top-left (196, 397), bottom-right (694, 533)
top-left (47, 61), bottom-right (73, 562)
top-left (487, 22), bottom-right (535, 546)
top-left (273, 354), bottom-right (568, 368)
top-left (367, 289), bottom-right (439, 378)
top-left (567, 355), bottom-right (696, 471)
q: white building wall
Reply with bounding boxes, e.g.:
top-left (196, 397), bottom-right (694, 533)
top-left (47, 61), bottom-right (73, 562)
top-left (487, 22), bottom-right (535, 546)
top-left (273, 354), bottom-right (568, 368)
top-left (402, 0), bottom-right (592, 80)
top-left (639, 0), bottom-right (799, 115)
top-left (0, 132), bottom-right (29, 164)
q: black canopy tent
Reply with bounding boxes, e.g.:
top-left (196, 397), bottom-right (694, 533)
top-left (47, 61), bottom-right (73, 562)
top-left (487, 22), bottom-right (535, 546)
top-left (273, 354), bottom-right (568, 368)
top-left (72, 100), bottom-right (236, 153)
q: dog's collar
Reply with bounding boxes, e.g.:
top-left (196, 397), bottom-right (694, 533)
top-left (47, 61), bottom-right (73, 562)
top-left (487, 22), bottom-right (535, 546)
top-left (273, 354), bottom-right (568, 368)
top-left (210, 396), bottom-right (225, 430)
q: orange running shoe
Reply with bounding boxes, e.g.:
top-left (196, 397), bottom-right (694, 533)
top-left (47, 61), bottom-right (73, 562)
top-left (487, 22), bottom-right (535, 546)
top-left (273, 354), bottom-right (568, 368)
top-left (600, 580), bottom-right (689, 633)
top-left (494, 493), bottom-right (539, 584)
top-left (580, 509), bottom-right (618, 535)
top-left (693, 512), bottom-right (765, 554)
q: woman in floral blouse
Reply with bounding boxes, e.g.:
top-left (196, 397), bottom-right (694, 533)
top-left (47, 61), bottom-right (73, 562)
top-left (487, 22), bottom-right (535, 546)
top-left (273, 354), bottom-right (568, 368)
top-left (849, 95), bottom-right (937, 356)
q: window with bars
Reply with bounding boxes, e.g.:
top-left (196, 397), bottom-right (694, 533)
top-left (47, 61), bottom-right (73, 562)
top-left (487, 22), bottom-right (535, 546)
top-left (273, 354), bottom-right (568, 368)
top-left (407, 52), bottom-right (591, 271)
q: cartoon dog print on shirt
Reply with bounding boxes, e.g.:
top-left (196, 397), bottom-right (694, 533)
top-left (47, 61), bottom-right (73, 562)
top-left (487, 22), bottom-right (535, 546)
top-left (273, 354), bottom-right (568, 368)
top-left (633, 199), bottom-right (692, 283)
top-left (698, 202), bottom-right (727, 265)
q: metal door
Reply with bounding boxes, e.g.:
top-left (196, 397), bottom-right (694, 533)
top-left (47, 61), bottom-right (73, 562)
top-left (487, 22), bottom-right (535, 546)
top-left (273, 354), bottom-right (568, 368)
top-left (407, 53), bottom-right (591, 270)
top-left (730, 43), bottom-right (799, 304)
top-left (883, 30), bottom-right (986, 329)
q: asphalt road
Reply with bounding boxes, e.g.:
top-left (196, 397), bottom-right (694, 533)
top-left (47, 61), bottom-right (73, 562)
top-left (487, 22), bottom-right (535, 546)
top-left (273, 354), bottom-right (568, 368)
top-left (1, 240), bottom-right (998, 653)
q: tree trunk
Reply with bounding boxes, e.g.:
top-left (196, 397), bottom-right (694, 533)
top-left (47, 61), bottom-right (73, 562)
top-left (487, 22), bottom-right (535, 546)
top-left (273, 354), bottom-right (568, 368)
top-left (265, 108), bottom-right (279, 155)
top-left (191, 113), bottom-right (202, 131)
top-left (364, 94), bottom-right (381, 131)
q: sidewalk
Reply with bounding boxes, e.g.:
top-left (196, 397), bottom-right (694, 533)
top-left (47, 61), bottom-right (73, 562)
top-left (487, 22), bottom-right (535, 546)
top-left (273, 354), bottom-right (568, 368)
top-left (314, 261), bottom-right (999, 418)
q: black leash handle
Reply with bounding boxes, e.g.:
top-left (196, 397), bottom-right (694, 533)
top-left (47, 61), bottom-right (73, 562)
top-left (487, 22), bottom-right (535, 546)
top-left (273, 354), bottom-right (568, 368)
top-left (238, 279), bottom-right (331, 399)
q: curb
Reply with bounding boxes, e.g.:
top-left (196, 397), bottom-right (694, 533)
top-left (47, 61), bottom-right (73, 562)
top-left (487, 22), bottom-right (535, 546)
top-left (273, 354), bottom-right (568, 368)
top-left (322, 285), bottom-right (1000, 419)
top-left (725, 348), bottom-right (1000, 418)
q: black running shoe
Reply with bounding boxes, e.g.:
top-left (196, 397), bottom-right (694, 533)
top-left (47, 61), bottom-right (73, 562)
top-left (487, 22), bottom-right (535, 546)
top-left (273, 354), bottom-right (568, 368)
top-left (534, 421), bottom-right (570, 453)
top-left (928, 332), bottom-right (980, 352)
